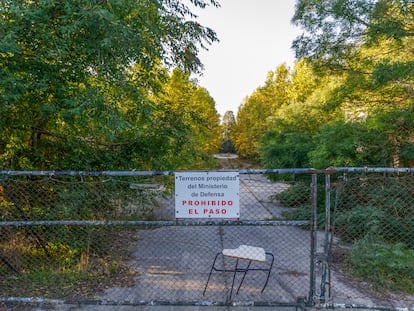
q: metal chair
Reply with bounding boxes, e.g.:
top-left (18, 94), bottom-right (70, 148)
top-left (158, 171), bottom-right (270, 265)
top-left (203, 245), bottom-right (274, 299)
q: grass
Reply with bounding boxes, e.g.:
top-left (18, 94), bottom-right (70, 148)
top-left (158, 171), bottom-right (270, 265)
top-left (346, 239), bottom-right (414, 294)
top-left (273, 177), bottom-right (414, 295)
top-left (2, 261), bottom-right (135, 299)
top-left (0, 229), bottom-right (137, 300)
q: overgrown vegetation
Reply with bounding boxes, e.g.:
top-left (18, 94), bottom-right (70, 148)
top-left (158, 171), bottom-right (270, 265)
top-left (334, 176), bottom-right (414, 294)
top-left (0, 175), bottom-right (172, 298)
top-left (230, 1), bottom-right (414, 295)
top-left (273, 174), bottom-right (414, 295)
top-left (271, 182), bottom-right (312, 221)
top-left (231, 1), bottom-right (414, 169)
top-left (0, 0), bottom-right (221, 171)
top-left (347, 239), bottom-right (414, 294)
top-left (0, 227), bottom-right (137, 299)
top-left (2, 0), bottom-right (414, 302)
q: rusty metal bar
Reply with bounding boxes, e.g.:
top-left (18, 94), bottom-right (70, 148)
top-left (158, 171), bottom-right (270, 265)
top-left (308, 173), bottom-right (318, 306)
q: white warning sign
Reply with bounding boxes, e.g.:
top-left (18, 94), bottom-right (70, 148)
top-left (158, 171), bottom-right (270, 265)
top-left (175, 171), bottom-right (240, 218)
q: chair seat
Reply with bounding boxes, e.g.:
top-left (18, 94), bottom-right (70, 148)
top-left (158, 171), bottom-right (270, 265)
top-left (204, 245), bottom-right (274, 299)
top-left (222, 245), bottom-right (266, 262)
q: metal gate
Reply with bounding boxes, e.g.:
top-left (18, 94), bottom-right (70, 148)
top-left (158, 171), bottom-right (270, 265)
top-left (1, 168), bottom-right (413, 309)
top-left (318, 168), bottom-right (414, 310)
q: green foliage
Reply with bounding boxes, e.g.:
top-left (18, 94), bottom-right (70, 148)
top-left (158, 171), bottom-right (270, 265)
top-left (260, 131), bottom-right (312, 169)
top-left (220, 140), bottom-right (236, 154)
top-left (220, 111), bottom-right (236, 153)
top-left (1, 176), bottom-right (171, 222)
top-left (0, 227), bottom-right (135, 299)
top-left (336, 177), bottom-right (414, 248)
top-left (368, 0), bottom-right (414, 43)
top-left (372, 61), bottom-right (414, 86)
top-left (334, 176), bottom-right (414, 294)
top-left (231, 63), bottom-right (297, 160)
top-left (292, 0), bottom-right (375, 71)
top-left (149, 69), bottom-right (220, 170)
top-left (309, 121), bottom-right (392, 168)
top-left (336, 205), bottom-right (387, 242)
top-left (272, 178), bottom-right (330, 227)
top-left (347, 239), bottom-right (414, 294)
top-left (272, 183), bottom-right (310, 208)
top-left (0, 175), bottom-right (172, 288)
top-left (285, 0), bottom-right (414, 171)
top-left (400, 144), bottom-right (414, 165)
top-left (0, 0), bottom-right (220, 171)
top-left (270, 182), bottom-right (311, 221)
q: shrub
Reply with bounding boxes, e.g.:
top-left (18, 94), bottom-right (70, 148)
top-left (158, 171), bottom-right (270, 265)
top-left (347, 239), bottom-right (414, 294)
top-left (335, 205), bottom-right (386, 243)
top-left (272, 183), bottom-right (310, 208)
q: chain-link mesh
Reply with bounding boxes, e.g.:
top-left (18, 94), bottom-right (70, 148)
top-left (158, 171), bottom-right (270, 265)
top-left (0, 171), bottom-right (314, 308)
top-left (1, 169), bottom-right (413, 309)
top-left (325, 171), bottom-right (414, 309)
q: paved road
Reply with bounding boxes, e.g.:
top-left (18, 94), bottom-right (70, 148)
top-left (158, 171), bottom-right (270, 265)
top-left (94, 174), bottom-right (310, 305)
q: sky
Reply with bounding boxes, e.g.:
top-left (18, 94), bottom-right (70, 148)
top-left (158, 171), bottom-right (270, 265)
top-left (192, 0), bottom-right (301, 117)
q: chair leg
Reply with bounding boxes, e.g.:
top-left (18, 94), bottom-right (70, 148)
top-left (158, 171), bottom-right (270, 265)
top-left (261, 252), bottom-right (274, 293)
top-left (229, 258), bottom-right (239, 299)
top-left (203, 252), bottom-right (221, 296)
top-left (236, 260), bottom-right (252, 295)
top-left (205, 250), bottom-right (275, 298)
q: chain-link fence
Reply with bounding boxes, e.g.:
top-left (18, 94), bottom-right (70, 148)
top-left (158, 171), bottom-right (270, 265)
top-left (0, 168), bottom-right (413, 310)
top-left (321, 168), bottom-right (414, 310)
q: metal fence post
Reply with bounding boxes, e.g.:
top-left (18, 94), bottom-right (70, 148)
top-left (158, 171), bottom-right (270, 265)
top-left (308, 172), bottom-right (318, 305)
top-left (320, 171), bottom-right (331, 303)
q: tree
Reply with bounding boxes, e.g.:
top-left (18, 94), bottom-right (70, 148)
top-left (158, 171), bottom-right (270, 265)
top-left (309, 121), bottom-right (391, 168)
top-left (0, 0), bottom-right (220, 170)
top-left (292, 0), bottom-right (376, 71)
top-left (262, 63), bottom-right (336, 167)
top-left (293, 0), bottom-right (414, 167)
top-left (260, 131), bottom-right (313, 168)
top-left (148, 69), bottom-right (220, 170)
top-left (292, 0), bottom-right (414, 101)
top-left (220, 111), bottom-right (236, 153)
top-left (231, 64), bottom-right (294, 160)
top-left (232, 92), bottom-right (272, 160)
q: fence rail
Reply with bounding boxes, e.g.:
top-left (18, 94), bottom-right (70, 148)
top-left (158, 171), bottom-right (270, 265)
top-left (0, 168), bottom-right (413, 310)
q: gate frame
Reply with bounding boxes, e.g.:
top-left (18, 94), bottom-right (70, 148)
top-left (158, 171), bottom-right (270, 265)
top-left (318, 167), bottom-right (414, 309)
top-left (0, 168), bottom-right (321, 309)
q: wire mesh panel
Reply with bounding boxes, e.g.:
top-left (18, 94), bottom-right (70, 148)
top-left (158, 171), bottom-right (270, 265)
top-left (0, 170), bottom-right (315, 308)
top-left (101, 224), bottom-right (311, 303)
top-left (324, 171), bottom-right (414, 309)
top-left (3, 169), bottom-right (414, 309)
